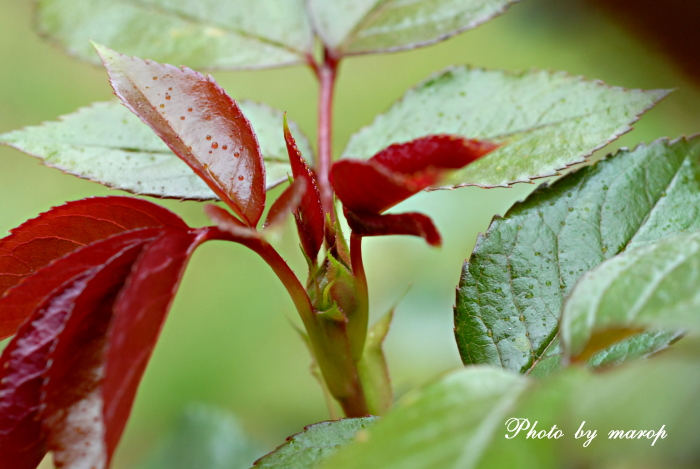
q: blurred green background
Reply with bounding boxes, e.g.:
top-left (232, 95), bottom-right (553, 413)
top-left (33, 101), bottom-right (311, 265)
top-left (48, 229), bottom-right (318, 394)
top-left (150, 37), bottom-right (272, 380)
top-left (1, 0), bottom-right (699, 467)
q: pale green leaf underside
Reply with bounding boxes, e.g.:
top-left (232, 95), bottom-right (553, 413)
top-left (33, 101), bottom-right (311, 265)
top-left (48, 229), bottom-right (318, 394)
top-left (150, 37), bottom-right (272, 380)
top-left (455, 137), bottom-right (700, 373)
top-left (344, 67), bottom-right (668, 188)
top-left (36, 0), bottom-right (313, 69)
top-left (137, 404), bottom-right (264, 469)
top-left (322, 344), bottom-right (700, 468)
top-left (562, 231), bottom-right (700, 359)
top-left (254, 417), bottom-right (378, 469)
top-left (0, 101), bottom-right (314, 200)
top-left (307, 0), bottom-right (517, 55)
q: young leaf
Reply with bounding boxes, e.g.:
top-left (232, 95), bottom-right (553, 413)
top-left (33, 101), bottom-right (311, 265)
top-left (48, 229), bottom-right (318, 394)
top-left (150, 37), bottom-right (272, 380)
top-left (454, 137), bottom-right (700, 373)
top-left (36, 0), bottom-right (314, 69)
top-left (95, 44), bottom-right (266, 226)
top-left (254, 417), bottom-right (378, 468)
top-left (264, 179), bottom-right (306, 230)
top-left (344, 211), bottom-right (442, 247)
top-left (344, 67), bottom-right (669, 188)
top-left (561, 231), bottom-right (700, 362)
top-left (333, 135), bottom-right (496, 214)
top-left (0, 101), bottom-right (313, 198)
top-left (284, 117), bottom-right (325, 260)
top-left (0, 196), bottom-right (186, 301)
top-left (307, 0), bottom-right (518, 56)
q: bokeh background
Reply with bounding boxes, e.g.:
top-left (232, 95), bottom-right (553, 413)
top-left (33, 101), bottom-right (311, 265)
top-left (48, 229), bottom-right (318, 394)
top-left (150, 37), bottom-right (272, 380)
top-left (1, 0), bottom-right (699, 467)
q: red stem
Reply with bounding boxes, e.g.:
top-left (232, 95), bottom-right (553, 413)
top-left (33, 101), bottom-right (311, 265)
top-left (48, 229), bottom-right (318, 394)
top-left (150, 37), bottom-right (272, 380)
top-left (314, 50), bottom-right (339, 216)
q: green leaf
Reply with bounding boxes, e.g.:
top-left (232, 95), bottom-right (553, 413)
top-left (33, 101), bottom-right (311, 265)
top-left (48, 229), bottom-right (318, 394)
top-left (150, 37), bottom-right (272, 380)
top-left (254, 417), bottom-right (378, 469)
top-left (529, 330), bottom-right (681, 378)
top-left (357, 309), bottom-right (394, 416)
top-left (307, 0), bottom-right (518, 56)
top-left (343, 67), bottom-right (668, 188)
top-left (137, 404), bottom-right (265, 469)
top-left (455, 137), bottom-right (700, 373)
top-left (561, 231), bottom-right (700, 361)
top-left (320, 342), bottom-right (700, 468)
top-left (36, 0), bottom-right (313, 69)
top-left (0, 101), bottom-right (313, 199)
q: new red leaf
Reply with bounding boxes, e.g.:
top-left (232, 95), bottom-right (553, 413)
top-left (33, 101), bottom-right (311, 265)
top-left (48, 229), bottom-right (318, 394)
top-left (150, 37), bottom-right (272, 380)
top-left (331, 135), bottom-right (497, 214)
top-left (264, 178), bottom-right (306, 230)
top-left (0, 228), bottom-right (203, 468)
top-left (284, 116), bottom-right (324, 259)
top-left (0, 196), bottom-right (187, 298)
top-left (345, 210), bottom-right (442, 247)
top-left (95, 44), bottom-right (266, 227)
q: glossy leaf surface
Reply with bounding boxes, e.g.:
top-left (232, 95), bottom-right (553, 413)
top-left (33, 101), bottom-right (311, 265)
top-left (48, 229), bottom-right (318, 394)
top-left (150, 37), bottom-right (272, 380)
top-left (97, 44), bottom-right (265, 226)
top-left (0, 196), bottom-right (185, 303)
top-left (0, 101), bottom-right (312, 198)
top-left (320, 344), bottom-right (700, 469)
top-left (344, 67), bottom-right (668, 188)
top-left (0, 227), bottom-right (201, 468)
top-left (561, 231), bottom-right (700, 361)
top-left (36, 0), bottom-right (313, 69)
top-left (307, 0), bottom-right (518, 56)
top-left (284, 118), bottom-right (324, 260)
top-left (455, 137), bottom-right (700, 373)
top-left (333, 135), bottom-right (495, 214)
top-left (254, 417), bottom-right (378, 468)
top-left (345, 211), bottom-right (441, 247)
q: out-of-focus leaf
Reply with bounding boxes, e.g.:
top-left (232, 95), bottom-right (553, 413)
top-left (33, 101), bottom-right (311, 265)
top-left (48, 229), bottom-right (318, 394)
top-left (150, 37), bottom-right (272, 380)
top-left (254, 417), bottom-right (378, 469)
top-left (36, 0), bottom-right (313, 69)
top-left (0, 196), bottom-right (185, 312)
top-left (321, 342), bottom-right (700, 469)
top-left (561, 231), bottom-right (700, 362)
top-left (284, 117), bottom-right (324, 261)
top-left (96, 44), bottom-right (266, 226)
top-left (0, 101), bottom-right (313, 198)
top-left (333, 135), bottom-right (496, 213)
top-left (454, 137), bottom-right (700, 373)
top-left (138, 404), bottom-right (265, 469)
top-left (529, 331), bottom-right (682, 378)
top-left (344, 67), bottom-right (668, 188)
top-left (307, 0), bottom-right (518, 56)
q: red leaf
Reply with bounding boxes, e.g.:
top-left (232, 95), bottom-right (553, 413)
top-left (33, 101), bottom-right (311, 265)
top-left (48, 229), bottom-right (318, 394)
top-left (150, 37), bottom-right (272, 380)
top-left (103, 230), bottom-right (202, 459)
top-left (0, 228), bottom-right (203, 468)
top-left (263, 178), bottom-right (306, 230)
top-left (344, 210), bottom-right (442, 247)
top-left (284, 116), bottom-right (324, 259)
top-left (331, 135), bottom-right (497, 214)
top-left (0, 196), bottom-right (187, 298)
top-left (0, 236), bottom-right (149, 469)
top-left (204, 204), bottom-right (261, 240)
top-left (95, 43), bottom-right (266, 227)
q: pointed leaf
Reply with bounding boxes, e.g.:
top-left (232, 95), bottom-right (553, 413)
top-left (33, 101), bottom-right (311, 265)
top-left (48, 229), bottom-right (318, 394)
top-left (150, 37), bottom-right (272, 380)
top-left (455, 137), bottom-right (700, 373)
top-left (264, 179), bottom-right (306, 230)
top-left (357, 309), bottom-right (394, 416)
top-left (307, 0), bottom-right (518, 56)
top-left (345, 211), bottom-right (441, 247)
top-left (561, 231), bottom-right (700, 362)
top-left (254, 417), bottom-right (378, 468)
top-left (203, 205), bottom-right (260, 240)
top-left (36, 0), bottom-right (313, 70)
top-left (0, 101), bottom-right (313, 198)
top-left (96, 44), bottom-right (265, 226)
top-left (333, 135), bottom-right (495, 214)
top-left (0, 196), bottom-right (186, 301)
top-left (0, 235), bottom-right (150, 468)
top-left (344, 67), bottom-right (669, 188)
top-left (284, 117), bottom-right (324, 260)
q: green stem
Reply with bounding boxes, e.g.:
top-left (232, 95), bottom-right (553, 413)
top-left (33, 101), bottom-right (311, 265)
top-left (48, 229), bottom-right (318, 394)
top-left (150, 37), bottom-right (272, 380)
top-left (349, 233), bottom-right (370, 360)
